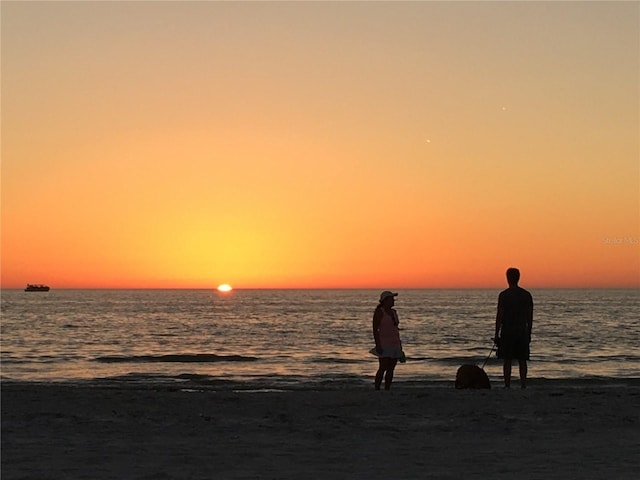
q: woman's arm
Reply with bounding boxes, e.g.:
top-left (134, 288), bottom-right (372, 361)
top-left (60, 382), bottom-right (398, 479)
top-left (372, 307), bottom-right (383, 354)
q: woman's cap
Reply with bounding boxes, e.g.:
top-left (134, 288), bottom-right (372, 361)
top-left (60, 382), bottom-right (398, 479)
top-left (379, 291), bottom-right (398, 302)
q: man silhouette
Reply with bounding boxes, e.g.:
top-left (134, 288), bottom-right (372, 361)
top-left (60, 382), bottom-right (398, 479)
top-left (495, 268), bottom-right (533, 388)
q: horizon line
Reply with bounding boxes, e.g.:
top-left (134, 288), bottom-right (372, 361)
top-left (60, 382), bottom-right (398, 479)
top-left (2, 286), bottom-right (639, 291)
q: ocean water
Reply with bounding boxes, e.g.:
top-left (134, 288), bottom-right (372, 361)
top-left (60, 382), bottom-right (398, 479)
top-left (1, 289), bottom-right (638, 388)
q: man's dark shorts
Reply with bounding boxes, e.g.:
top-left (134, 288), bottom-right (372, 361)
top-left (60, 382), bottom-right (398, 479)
top-left (497, 334), bottom-right (530, 360)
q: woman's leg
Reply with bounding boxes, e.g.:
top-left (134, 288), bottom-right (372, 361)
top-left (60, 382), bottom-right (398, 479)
top-left (384, 358), bottom-right (398, 390)
top-left (375, 358), bottom-right (386, 390)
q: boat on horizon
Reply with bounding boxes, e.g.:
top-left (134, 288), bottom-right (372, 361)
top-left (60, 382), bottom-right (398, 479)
top-left (24, 284), bottom-right (50, 292)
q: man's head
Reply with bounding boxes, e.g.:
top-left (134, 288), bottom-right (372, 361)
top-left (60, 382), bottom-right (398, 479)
top-left (506, 267), bottom-right (520, 286)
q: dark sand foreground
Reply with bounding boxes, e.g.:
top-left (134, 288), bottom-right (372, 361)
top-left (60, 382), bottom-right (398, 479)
top-left (2, 380), bottom-right (640, 479)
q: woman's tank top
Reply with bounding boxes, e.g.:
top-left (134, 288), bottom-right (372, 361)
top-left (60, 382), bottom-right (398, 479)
top-left (378, 308), bottom-right (401, 347)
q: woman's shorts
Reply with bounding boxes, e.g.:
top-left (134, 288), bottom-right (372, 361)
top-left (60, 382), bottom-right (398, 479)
top-left (379, 345), bottom-right (403, 359)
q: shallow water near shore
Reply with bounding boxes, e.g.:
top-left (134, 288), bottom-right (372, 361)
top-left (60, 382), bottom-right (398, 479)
top-left (2, 288), bottom-right (638, 386)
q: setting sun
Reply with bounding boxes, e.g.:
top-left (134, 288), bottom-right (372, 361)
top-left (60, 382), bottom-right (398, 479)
top-left (217, 284), bottom-right (233, 292)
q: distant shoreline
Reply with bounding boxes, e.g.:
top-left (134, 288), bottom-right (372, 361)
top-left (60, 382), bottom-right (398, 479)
top-left (2, 376), bottom-right (640, 392)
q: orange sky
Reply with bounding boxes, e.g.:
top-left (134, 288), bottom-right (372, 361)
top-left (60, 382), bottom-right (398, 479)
top-left (2, 1), bottom-right (639, 289)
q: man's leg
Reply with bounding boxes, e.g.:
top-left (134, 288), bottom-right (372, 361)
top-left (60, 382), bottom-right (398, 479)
top-left (503, 359), bottom-right (512, 388)
top-left (519, 360), bottom-right (528, 389)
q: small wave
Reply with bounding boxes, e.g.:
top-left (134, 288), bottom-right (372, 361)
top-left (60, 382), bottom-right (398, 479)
top-left (313, 358), bottom-right (362, 364)
top-left (417, 355), bottom-right (495, 365)
top-left (94, 354), bottom-right (258, 364)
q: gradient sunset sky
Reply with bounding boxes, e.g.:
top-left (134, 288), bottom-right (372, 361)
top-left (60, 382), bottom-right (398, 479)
top-left (2, 1), bottom-right (638, 289)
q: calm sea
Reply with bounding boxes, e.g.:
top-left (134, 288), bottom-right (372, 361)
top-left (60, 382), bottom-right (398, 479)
top-left (1, 289), bottom-right (638, 388)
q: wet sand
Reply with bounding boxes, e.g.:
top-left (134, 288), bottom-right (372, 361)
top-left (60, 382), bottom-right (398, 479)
top-left (2, 380), bottom-right (640, 479)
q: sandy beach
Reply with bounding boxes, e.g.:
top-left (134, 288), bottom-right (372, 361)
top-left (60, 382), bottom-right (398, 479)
top-left (2, 379), bottom-right (639, 479)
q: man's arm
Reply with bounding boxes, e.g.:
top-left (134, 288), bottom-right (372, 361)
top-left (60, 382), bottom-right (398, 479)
top-left (527, 295), bottom-right (534, 341)
top-left (495, 296), bottom-right (503, 342)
